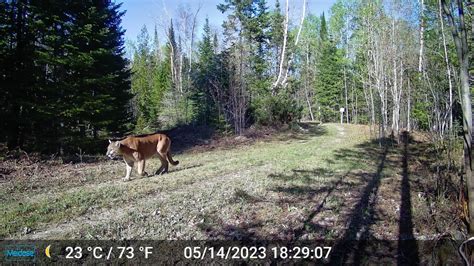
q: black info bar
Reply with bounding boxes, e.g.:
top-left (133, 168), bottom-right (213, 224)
top-left (0, 239), bottom-right (470, 264)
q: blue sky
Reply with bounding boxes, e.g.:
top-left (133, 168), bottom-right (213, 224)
top-left (118, 0), bottom-right (337, 43)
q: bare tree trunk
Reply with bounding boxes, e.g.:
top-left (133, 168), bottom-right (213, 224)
top-left (354, 84), bottom-right (358, 124)
top-left (391, 59), bottom-right (398, 135)
top-left (304, 43), bottom-right (314, 121)
top-left (438, 0), bottom-right (454, 132)
top-left (169, 42), bottom-right (175, 86)
top-left (272, 0), bottom-right (289, 93)
top-left (344, 12), bottom-right (350, 124)
top-left (384, 80), bottom-right (388, 136)
top-left (167, 20), bottom-right (180, 95)
top-left (390, 19), bottom-right (402, 138)
top-left (344, 66), bottom-right (349, 123)
top-left (370, 83), bottom-right (376, 133)
top-left (189, 5), bottom-right (201, 71)
top-left (408, 76), bottom-right (411, 131)
top-left (294, 0), bottom-right (306, 46)
top-left (178, 38), bottom-right (183, 94)
top-left (366, 48), bottom-right (376, 135)
top-left (418, 0), bottom-right (425, 72)
top-left (282, 0), bottom-right (307, 86)
top-left (380, 83), bottom-right (387, 138)
top-left (441, 0), bottom-right (473, 234)
top-left (233, 32), bottom-right (248, 135)
top-left (399, 60), bottom-right (403, 133)
top-left (362, 77), bottom-right (373, 135)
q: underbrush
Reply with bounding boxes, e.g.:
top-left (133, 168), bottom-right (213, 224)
top-left (408, 131), bottom-right (467, 238)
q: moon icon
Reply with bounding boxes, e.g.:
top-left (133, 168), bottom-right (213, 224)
top-left (45, 245), bottom-right (51, 258)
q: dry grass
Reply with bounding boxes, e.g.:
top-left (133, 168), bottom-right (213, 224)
top-left (0, 123), bottom-right (464, 246)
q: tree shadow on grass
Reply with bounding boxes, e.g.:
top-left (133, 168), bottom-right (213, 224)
top-left (196, 213), bottom-right (263, 241)
top-left (230, 188), bottom-right (262, 204)
top-left (162, 122), bottom-right (327, 154)
top-left (268, 167), bottom-right (334, 184)
top-left (166, 163), bottom-right (203, 174)
top-left (192, 129), bottom-right (464, 263)
top-left (328, 143), bottom-right (389, 264)
top-left (397, 131), bottom-right (419, 265)
top-left (277, 170), bottom-right (349, 240)
top-left (271, 123), bottom-right (328, 143)
top-left (268, 168), bottom-right (358, 210)
top-left (196, 137), bottom-right (389, 223)
top-left (160, 125), bottom-right (215, 154)
top-left (197, 139), bottom-right (393, 243)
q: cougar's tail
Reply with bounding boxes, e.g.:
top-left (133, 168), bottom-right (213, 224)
top-left (167, 152), bottom-right (179, 165)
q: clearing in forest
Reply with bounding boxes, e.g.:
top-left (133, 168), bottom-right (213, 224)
top-left (0, 123), bottom-right (461, 262)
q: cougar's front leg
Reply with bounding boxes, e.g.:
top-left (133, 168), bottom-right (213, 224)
top-left (132, 151), bottom-right (148, 177)
top-left (123, 158), bottom-right (134, 181)
top-left (137, 159), bottom-right (149, 177)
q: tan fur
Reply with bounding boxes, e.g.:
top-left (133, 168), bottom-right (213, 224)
top-left (106, 133), bottom-right (179, 181)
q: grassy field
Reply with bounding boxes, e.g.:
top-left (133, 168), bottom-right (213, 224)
top-left (0, 123), bottom-right (462, 245)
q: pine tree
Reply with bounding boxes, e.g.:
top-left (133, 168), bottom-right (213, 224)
top-left (250, 0), bottom-right (271, 98)
top-left (0, 0), bottom-right (131, 153)
top-left (1, 1), bottom-right (39, 149)
top-left (65, 1), bottom-right (131, 147)
top-left (131, 25), bottom-right (153, 129)
top-left (194, 17), bottom-right (219, 125)
top-left (130, 24), bottom-right (171, 131)
top-left (320, 12), bottom-right (328, 41)
top-left (315, 13), bottom-right (344, 122)
top-left (219, 0), bottom-right (293, 127)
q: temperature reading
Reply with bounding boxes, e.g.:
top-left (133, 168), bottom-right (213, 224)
top-left (64, 246), bottom-right (153, 260)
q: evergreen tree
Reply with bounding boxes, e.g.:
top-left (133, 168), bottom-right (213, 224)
top-left (218, 0), bottom-right (300, 127)
top-left (248, 0), bottom-right (273, 123)
top-left (269, 0), bottom-right (284, 56)
top-left (0, 0), bottom-right (131, 153)
top-left (194, 17), bottom-right (217, 125)
top-left (320, 12), bottom-right (328, 41)
top-left (66, 1), bottom-right (131, 143)
top-left (315, 13), bottom-right (344, 122)
top-left (1, 1), bottom-right (39, 149)
top-left (131, 25), bottom-right (153, 129)
top-left (130, 25), bottom-right (170, 131)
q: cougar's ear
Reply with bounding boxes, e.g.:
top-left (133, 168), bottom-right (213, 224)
top-left (115, 141), bottom-right (121, 147)
top-left (108, 139), bottom-right (112, 144)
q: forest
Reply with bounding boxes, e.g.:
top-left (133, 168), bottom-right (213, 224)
top-left (0, 0), bottom-right (473, 262)
top-left (1, 0), bottom-right (471, 154)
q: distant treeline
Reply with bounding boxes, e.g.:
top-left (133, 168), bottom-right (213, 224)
top-left (128, 0), bottom-right (471, 140)
top-left (0, 1), bottom-right (130, 153)
top-left (128, 1), bottom-right (306, 135)
top-left (1, 0), bottom-right (472, 155)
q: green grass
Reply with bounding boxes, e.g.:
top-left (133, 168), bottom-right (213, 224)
top-left (1, 123), bottom-right (403, 239)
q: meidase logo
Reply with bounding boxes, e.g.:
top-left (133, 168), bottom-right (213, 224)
top-left (3, 244), bottom-right (37, 262)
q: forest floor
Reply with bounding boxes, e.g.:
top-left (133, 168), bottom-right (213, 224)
top-left (0, 123), bottom-right (466, 262)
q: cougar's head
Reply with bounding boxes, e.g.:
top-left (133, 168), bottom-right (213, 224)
top-left (106, 140), bottom-right (122, 159)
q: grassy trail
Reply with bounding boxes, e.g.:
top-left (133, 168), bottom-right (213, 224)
top-left (1, 123), bottom-right (435, 243)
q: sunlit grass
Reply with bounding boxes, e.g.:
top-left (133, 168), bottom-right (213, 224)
top-left (1, 123), bottom-right (376, 239)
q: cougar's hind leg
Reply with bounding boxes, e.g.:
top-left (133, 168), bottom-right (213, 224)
top-left (155, 153), bottom-right (168, 175)
top-left (155, 139), bottom-right (168, 175)
top-left (158, 152), bottom-right (169, 174)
